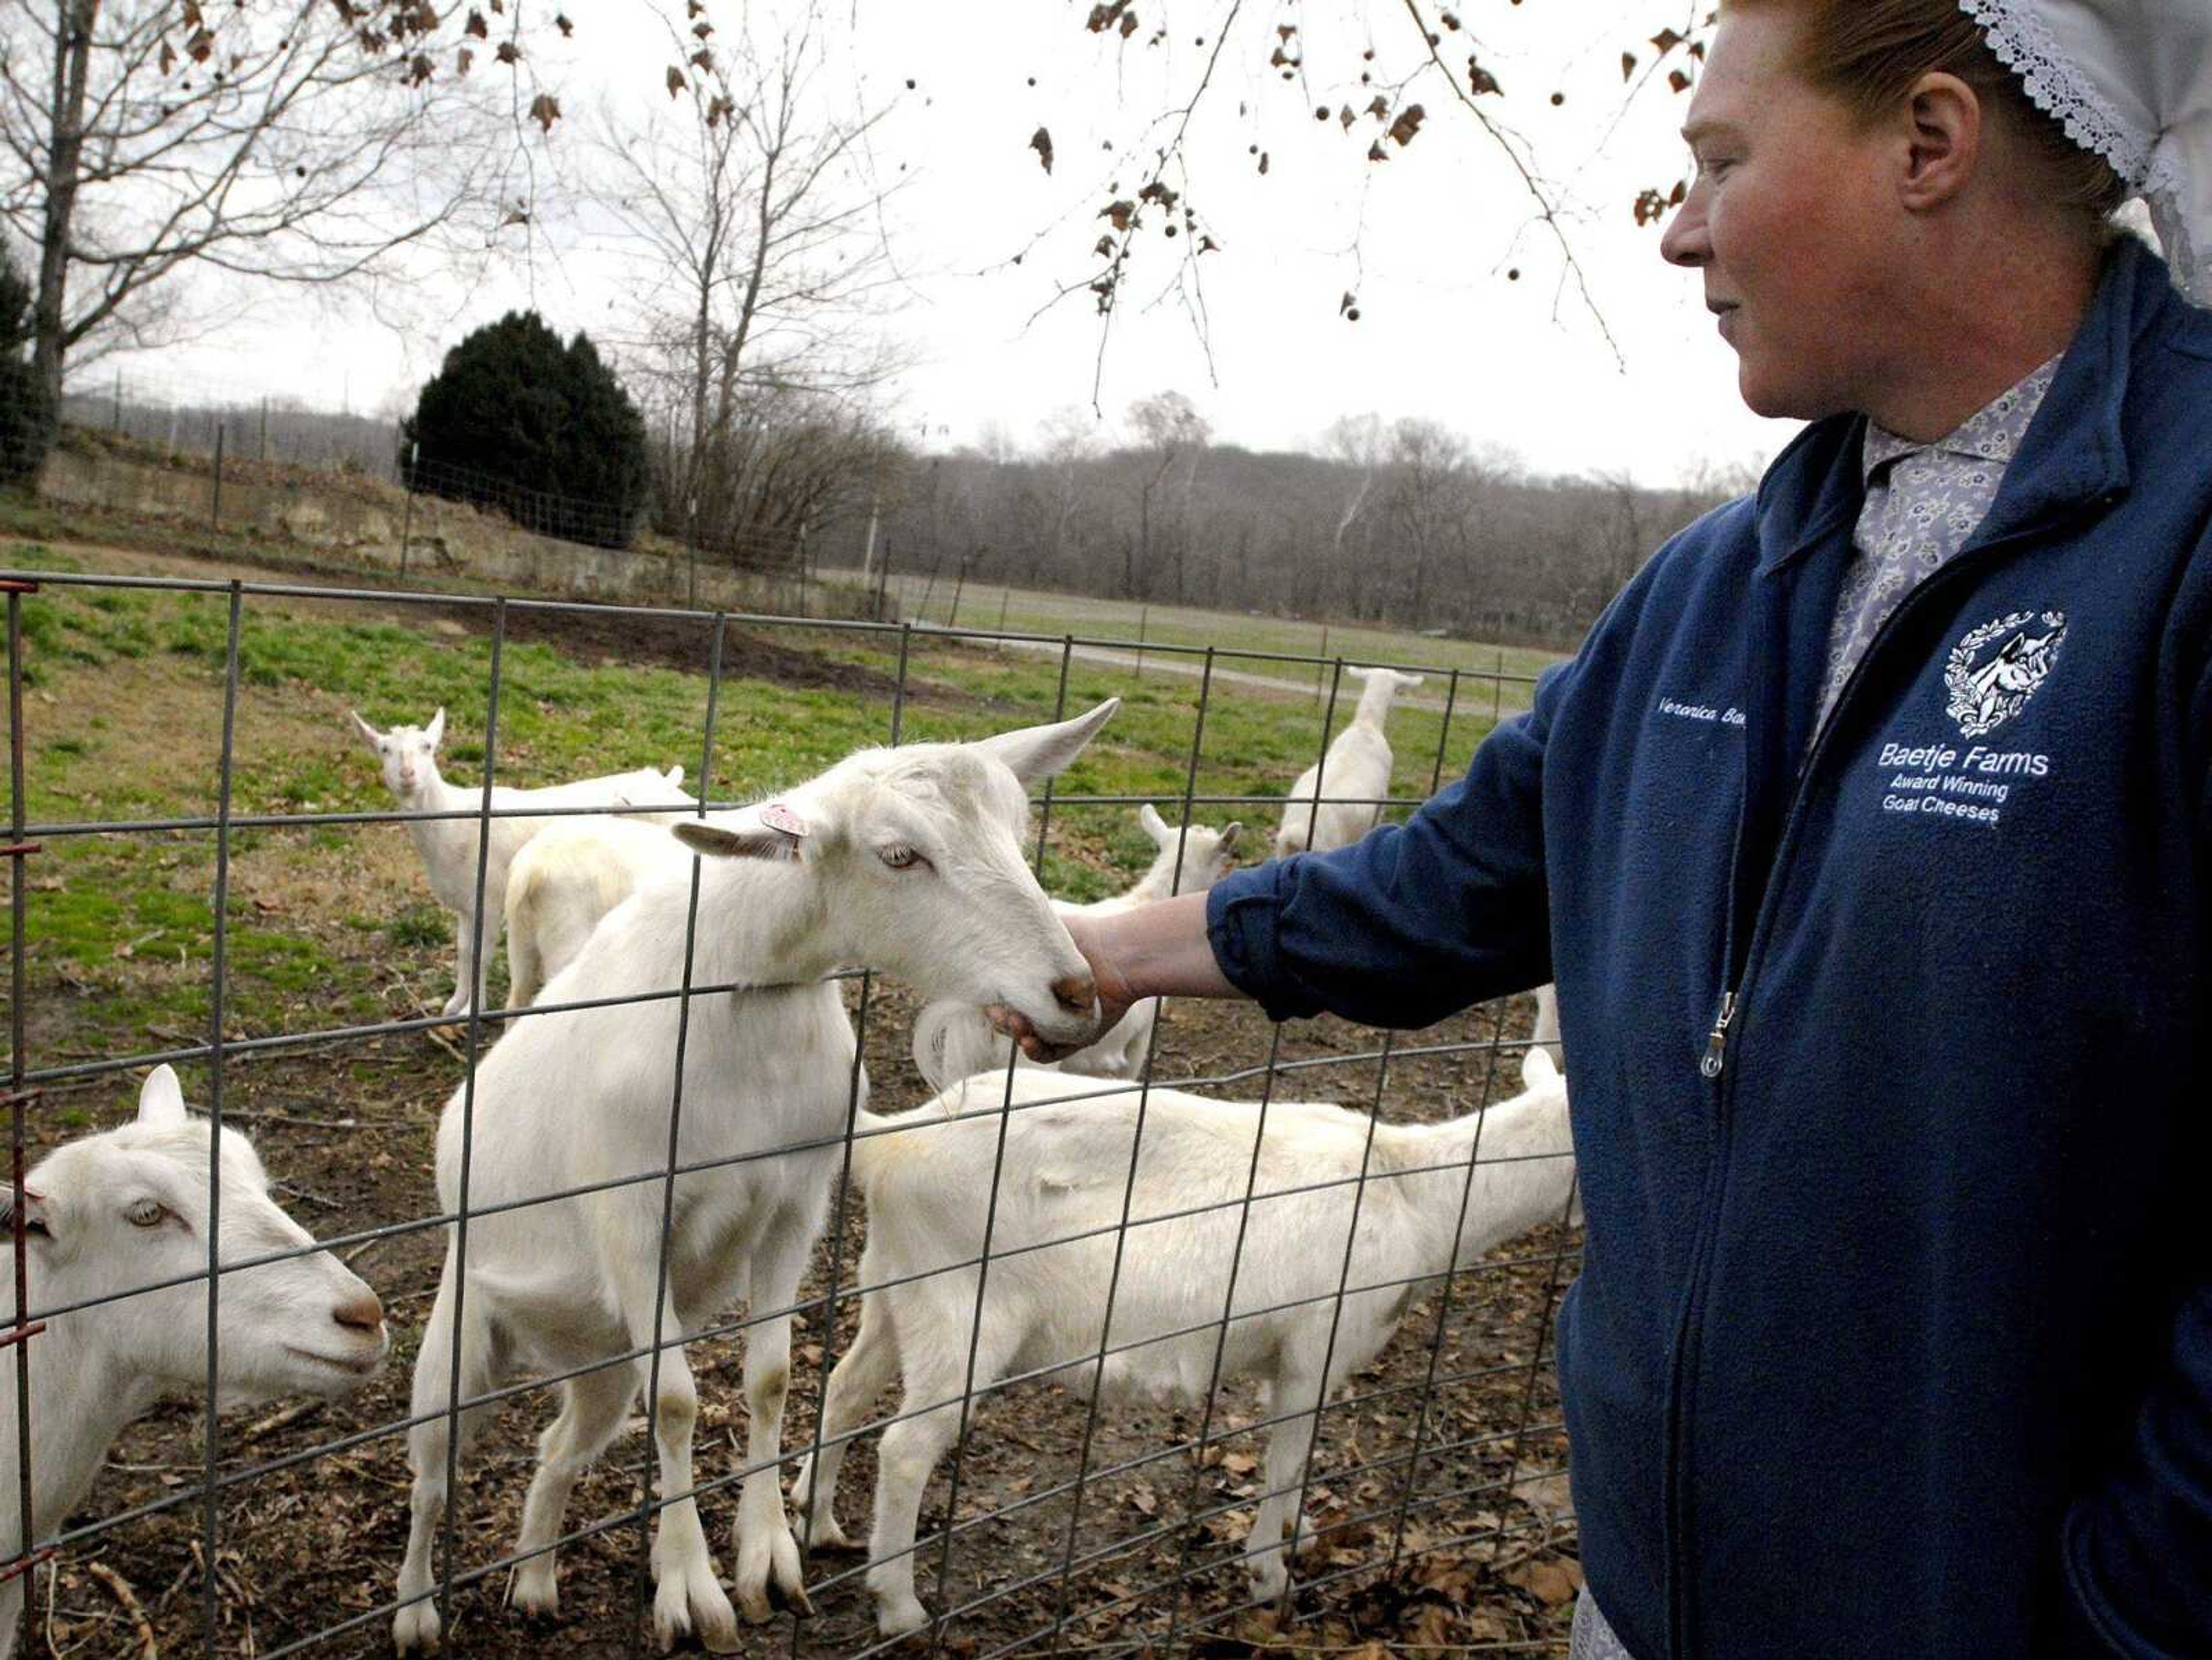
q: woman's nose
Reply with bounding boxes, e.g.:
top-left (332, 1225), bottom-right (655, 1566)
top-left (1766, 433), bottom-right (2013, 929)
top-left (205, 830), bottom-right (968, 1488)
top-left (1661, 195), bottom-right (1710, 268)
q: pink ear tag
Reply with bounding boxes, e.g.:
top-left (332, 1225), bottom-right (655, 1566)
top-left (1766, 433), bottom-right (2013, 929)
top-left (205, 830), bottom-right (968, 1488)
top-left (759, 802), bottom-right (810, 839)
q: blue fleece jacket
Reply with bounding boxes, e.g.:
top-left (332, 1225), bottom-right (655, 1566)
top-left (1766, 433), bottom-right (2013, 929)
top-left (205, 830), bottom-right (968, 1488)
top-left (1205, 240), bottom-right (2212, 1660)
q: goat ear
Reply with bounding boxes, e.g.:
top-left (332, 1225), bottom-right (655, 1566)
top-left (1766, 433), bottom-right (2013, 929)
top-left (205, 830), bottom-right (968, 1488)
top-left (347, 710), bottom-right (382, 750)
top-left (1399, 672), bottom-right (1426, 689)
top-left (1218, 821), bottom-right (1243, 855)
top-left (672, 816), bottom-right (804, 862)
top-left (137, 1064), bottom-right (188, 1129)
top-left (1137, 804), bottom-right (1169, 845)
top-left (0, 1185), bottom-right (51, 1241)
top-left (972, 698), bottom-right (1120, 786)
top-left (662, 764), bottom-right (685, 790)
top-left (425, 708), bottom-right (446, 749)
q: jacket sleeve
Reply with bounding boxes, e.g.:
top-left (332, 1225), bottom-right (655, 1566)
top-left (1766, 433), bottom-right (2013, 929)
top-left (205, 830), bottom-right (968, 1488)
top-left (1202, 657), bottom-right (1570, 1030)
top-left (2053, 651), bottom-right (2212, 1658)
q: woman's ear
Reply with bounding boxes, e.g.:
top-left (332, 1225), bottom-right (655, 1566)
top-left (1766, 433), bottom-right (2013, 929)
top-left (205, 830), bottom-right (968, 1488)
top-left (1899, 71), bottom-right (1985, 214)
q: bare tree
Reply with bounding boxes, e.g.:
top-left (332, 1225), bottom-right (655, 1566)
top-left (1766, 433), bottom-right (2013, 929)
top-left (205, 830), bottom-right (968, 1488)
top-left (0, 0), bottom-right (502, 405)
top-left (1592, 465), bottom-right (1650, 597)
top-left (1127, 388), bottom-right (1209, 601)
top-left (597, 12), bottom-right (904, 564)
top-left (1036, 405), bottom-right (1100, 579)
top-left (1321, 411), bottom-right (1387, 615)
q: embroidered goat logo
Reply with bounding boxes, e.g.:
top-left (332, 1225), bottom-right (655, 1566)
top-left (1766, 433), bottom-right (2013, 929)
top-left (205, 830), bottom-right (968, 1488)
top-left (1944, 611), bottom-right (2066, 738)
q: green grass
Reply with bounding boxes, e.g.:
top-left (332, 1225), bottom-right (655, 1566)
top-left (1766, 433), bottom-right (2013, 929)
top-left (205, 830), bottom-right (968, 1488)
top-left (0, 530), bottom-right (1562, 1048)
top-left (859, 568), bottom-right (1563, 693)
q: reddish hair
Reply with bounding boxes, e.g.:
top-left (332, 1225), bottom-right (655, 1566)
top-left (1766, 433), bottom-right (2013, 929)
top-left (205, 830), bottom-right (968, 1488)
top-left (1725, 0), bottom-right (2127, 222)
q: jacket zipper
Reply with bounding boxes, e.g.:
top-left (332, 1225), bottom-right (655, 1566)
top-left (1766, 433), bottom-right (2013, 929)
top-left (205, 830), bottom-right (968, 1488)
top-left (1698, 992), bottom-right (1737, 1079)
top-left (1658, 503), bottom-right (2101, 1660)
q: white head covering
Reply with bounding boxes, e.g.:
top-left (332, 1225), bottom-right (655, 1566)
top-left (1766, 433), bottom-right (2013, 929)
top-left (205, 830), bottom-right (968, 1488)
top-left (1960, 1), bottom-right (2212, 304)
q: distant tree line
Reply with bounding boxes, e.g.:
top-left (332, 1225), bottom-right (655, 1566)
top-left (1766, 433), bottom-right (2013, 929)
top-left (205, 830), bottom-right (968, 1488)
top-left (861, 407), bottom-right (1758, 650)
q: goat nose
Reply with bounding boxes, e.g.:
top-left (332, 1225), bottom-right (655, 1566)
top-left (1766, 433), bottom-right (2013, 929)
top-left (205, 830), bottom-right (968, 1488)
top-left (333, 1288), bottom-right (385, 1333)
top-left (1051, 974), bottom-right (1096, 1016)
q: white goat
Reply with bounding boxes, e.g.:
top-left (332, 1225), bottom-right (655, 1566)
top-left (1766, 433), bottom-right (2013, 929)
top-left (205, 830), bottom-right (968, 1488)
top-left (1273, 666), bottom-right (1426, 859)
top-left (1531, 982), bottom-right (1563, 1063)
top-left (911, 804), bottom-right (1243, 1086)
top-left (0, 1067), bottom-right (387, 1660)
top-left (790, 1045), bottom-right (1573, 1636)
top-left (391, 702), bottom-right (1120, 1657)
top-left (347, 708), bottom-right (689, 1018)
top-left (503, 816), bottom-right (691, 1009)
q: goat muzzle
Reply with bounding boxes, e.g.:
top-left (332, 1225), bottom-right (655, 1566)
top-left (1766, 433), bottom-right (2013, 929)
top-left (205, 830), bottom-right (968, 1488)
top-left (334, 1288), bottom-right (386, 1334)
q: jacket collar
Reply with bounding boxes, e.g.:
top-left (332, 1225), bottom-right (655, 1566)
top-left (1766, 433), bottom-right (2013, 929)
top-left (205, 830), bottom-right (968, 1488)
top-left (1751, 237), bottom-right (2173, 577)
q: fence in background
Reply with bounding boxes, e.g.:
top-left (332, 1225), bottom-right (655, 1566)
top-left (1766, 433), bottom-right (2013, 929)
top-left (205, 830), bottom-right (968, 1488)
top-left (10, 369), bottom-right (839, 617)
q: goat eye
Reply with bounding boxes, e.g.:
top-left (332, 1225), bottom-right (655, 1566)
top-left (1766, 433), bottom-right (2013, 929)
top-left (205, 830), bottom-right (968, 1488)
top-left (125, 1199), bottom-right (165, 1228)
top-left (878, 844), bottom-right (923, 870)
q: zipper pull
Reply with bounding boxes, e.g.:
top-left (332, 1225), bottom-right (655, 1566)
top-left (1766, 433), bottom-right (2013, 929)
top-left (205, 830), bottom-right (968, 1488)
top-left (1699, 991), bottom-right (1738, 1079)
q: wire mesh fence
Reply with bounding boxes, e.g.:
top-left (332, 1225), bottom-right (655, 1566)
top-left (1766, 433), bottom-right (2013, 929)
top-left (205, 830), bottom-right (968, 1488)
top-left (0, 558), bottom-right (1580, 1658)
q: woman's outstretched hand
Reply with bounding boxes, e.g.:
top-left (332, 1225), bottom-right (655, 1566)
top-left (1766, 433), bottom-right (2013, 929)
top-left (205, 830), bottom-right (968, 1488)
top-left (987, 909), bottom-right (1138, 1062)
top-left (986, 890), bottom-right (1240, 1063)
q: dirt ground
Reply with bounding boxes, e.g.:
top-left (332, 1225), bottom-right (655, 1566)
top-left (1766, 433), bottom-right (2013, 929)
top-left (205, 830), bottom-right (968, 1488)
top-left (7, 552), bottom-right (1584, 1659)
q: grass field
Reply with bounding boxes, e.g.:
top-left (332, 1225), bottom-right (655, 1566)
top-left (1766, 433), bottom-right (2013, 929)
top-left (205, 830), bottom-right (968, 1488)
top-left (842, 567), bottom-right (1565, 691)
top-left (2, 537), bottom-right (1539, 994)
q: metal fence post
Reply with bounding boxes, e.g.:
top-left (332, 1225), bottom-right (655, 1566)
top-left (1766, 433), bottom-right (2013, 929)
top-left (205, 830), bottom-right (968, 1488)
top-left (399, 442), bottom-right (419, 581)
top-left (201, 583), bottom-right (245, 1657)
top-left (916, 550), bottom-right (943, 627)
top-left (211, 423), bottom-right (225, 530)
top-left (685, 498), bottom-right (699, 611)
top-left (946, 548), bottom-right (971, 630)
top-left (3, 579), bottom-right (51, 1600)
top-left (1134, 602), bottom-right (1149, 681)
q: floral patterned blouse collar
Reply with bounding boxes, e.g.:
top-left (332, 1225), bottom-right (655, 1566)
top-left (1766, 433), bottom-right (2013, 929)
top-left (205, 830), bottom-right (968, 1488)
top-left (1860, 354), bottom-right (2066, 481)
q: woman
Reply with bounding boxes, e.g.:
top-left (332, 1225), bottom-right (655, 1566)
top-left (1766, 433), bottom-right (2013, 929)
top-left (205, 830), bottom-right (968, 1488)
top-left (998, 4), bottom-right (2212, 1656)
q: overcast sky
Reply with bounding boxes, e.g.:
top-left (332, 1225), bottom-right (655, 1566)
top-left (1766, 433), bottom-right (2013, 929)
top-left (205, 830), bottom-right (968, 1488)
top-left (127, 0), bottom-right (1796, 487)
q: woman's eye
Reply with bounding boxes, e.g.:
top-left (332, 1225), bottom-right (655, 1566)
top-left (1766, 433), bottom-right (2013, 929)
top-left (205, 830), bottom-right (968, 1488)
top-left (879, 845), bottom-right (923, 870)
top-left (126, 1199), bottom-right (166, 1228)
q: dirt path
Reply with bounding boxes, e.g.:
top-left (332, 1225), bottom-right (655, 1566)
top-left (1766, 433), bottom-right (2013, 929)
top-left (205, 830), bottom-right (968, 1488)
top-left (966, 628), bottom-right (1525, 718)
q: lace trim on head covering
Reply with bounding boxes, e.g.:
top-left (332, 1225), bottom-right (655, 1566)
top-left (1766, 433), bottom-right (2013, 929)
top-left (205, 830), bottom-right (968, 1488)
top-left (1957, 1), bottom-right (2209, 306)
top-left (1962, 0), bottom-right (2151, 182)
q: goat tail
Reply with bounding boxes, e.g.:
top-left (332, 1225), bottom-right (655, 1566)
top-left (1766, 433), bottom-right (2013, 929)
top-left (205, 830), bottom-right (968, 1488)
top-left (504, 861), bottom-right (546, 1009)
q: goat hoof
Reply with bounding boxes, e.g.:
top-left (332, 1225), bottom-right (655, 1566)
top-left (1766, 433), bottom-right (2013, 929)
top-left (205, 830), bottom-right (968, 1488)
top-left (734, 1522), bottom-right (808, 1622)
top-left (392, 1602), bottom-right (442, 1655)
top-left (876, 1594), bottom-right (930, 1639)
top-left (508, 1565), bottom-right (558, 1619)
top-left (654, 1561), bottom-right (738, 1654)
